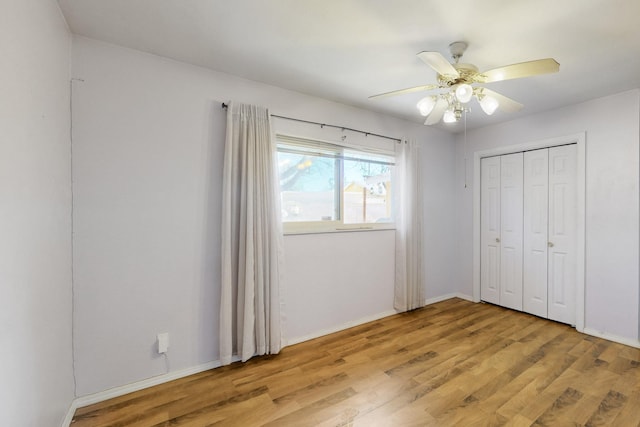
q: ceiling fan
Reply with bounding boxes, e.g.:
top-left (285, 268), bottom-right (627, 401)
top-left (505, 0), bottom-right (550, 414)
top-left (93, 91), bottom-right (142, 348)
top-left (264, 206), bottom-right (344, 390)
top-left (370, 41), bottom-right (559, 125)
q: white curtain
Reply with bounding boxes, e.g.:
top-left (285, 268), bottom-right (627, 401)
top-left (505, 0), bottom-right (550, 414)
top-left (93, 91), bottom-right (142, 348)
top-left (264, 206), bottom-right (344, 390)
top-left (394, 139), bottom-right (424, 311)
top-left (219, 102), bottom-right (283, 365)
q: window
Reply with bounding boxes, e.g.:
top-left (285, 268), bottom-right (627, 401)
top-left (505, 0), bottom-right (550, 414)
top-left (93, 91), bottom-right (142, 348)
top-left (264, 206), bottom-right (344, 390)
top-left (277, 135), bottom-right (394, 233)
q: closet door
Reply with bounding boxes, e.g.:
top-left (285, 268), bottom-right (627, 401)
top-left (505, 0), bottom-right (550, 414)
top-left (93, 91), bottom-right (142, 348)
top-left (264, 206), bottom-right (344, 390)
top-left (499, 153), bottom-right (523, 311)
top-left (480, 156), bottom-right (501, 305)
top-left (547, 144), bottom-right (577, 325)
top-left (523, 149), bottom-right (549, 317)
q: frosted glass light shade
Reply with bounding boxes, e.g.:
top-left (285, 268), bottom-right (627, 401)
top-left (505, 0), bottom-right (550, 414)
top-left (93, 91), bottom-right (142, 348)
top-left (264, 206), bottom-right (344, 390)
top-left (416, 96), bottom-right (436, 116)
top-left (443, 109), bottom-right (457, 123)
top-left (480, 95), bottom-right (499, 115)
top-left (455, 84), bottom-right (473, 103)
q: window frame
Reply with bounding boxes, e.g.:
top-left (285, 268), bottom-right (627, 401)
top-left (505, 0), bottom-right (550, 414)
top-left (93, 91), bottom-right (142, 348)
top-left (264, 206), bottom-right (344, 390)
top-left (276, 134), bottom-right (396, 235)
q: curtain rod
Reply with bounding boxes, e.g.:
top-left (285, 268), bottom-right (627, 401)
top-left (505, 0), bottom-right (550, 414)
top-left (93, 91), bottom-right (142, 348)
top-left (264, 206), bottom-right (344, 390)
top-left (221, 102), bottom-right (402, 143)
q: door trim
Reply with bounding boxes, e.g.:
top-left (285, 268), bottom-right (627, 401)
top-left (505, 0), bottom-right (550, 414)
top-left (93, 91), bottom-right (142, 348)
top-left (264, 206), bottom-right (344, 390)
top-left (472, 132), bottom-right (586, 332)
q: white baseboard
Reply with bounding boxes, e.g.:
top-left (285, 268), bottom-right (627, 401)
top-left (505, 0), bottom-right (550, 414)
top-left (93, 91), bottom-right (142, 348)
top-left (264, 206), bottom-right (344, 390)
top-left (424, 292), bottom-right (474, 306)
top-left (61, 403), bottom-right (76, 427)
top-left (286, 309), bottom-right (398, 346)
top-left (61, 357), bottom-right (240, 427)
top-left (423, 296), bottom-right (640, 350)
top-left (454, 292), bottom-right (474, 302)
top-left (62, 305), bottom-right (429, 425)
top-left (61, 293), bottom-right (476, 426)
top-left (582, 328), bottom-right (640, 349)
top-left (287, 294), bottom-right (476, 347)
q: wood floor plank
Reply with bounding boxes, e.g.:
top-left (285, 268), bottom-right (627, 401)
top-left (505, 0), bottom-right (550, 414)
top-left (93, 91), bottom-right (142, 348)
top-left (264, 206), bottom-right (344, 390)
top-left (583, 389), bottom-right (628, 426)
top-left (610, 389), bottom-right (640, 426)
top-left (531, 387), bottom-right (584, 426)
top-left (72, 299), bottom-right (640, 426)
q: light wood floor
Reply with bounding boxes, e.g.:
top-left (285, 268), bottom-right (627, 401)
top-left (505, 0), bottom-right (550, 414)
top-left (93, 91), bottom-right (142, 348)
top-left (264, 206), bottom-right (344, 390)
top-left (72, 298), bottom-right (640, 426)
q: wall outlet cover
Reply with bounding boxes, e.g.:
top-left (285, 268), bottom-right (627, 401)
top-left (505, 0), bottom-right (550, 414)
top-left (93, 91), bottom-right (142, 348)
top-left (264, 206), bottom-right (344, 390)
top-left (157, 332), bottom-right (169, 354)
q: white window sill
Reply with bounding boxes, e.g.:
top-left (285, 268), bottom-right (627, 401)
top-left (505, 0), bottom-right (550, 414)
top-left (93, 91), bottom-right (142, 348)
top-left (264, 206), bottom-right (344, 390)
top-left (283, 225), bottom-right (396, 236)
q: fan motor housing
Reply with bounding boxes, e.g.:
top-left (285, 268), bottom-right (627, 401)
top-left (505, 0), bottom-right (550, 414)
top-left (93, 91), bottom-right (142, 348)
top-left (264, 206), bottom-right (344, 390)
top-left (439, 63), bottom-right (479, 86)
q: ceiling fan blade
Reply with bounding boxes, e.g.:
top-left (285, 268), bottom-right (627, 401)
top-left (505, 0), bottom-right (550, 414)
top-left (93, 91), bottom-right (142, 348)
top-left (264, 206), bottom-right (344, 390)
top-left (417, 51), bottom-right (460, 77)
top-left (369, 84), bottom-right (440, 99)
top-left (480, 58), bottom-right (559, 83)
top-left (479, 88), bottom-right (523, 113)
top-left (424, 97), bottom-right (448, 125)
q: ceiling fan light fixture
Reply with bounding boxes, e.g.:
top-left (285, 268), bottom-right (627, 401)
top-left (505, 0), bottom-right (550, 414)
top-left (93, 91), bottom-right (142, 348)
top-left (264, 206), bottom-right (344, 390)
top-left (417, 96), bottom-right (436, 116)
top-left (370, 42), bottom-right (558, 126)
top-left (443, 109), bottom-right (457, 123)
top-left (455, 84), bottom-right (473, 103)
top-left (479, 95), bottom-right (499, 115)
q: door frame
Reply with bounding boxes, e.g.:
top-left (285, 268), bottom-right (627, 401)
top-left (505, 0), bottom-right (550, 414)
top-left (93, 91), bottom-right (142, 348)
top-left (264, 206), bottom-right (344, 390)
top-left (472, 132), bottom-right (586, 332)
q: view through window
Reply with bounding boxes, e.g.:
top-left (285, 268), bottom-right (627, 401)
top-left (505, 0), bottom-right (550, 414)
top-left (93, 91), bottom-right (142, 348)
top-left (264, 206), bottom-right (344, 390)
top-left (277, 136), bottom-right (394, 232)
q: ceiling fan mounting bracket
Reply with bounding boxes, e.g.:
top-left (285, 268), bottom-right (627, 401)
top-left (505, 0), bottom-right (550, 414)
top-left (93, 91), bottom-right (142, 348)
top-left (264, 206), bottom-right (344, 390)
top-left (449, 41), bottom-right (468, 63)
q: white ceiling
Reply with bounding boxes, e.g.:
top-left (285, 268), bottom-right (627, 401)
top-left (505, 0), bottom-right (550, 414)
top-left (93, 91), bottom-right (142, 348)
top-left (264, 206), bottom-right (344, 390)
top-left (58, 0), bottom-right (640, 132)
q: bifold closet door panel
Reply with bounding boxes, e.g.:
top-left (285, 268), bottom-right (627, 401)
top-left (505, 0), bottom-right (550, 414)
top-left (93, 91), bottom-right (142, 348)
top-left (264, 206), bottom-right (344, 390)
top-left (548, 144), bottom-right (577, 325)
top-left (523, 149), bottom-right (549, 318)
top-left (480, 156), bottom-right (501, 305)
top-left (499, 153), bottom-right (524, 311)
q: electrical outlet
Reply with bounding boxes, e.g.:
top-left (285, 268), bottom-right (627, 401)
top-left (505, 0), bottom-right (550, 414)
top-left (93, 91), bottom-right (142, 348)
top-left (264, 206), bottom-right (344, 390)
top-left (157, 332), bottom-right (169, 354)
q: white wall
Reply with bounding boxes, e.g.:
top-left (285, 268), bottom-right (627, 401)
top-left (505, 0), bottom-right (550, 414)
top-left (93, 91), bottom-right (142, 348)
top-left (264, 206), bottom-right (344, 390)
top-left (71, 36), bottom-right (456, 396)
top-left (284, 230), bottom-right (396, 343)
top-left (0, 1), bottom-right (74, 425)
top-left (455, 89), bottom-right (640, 342)
top-left (422, 124), bottom-right (458, 300)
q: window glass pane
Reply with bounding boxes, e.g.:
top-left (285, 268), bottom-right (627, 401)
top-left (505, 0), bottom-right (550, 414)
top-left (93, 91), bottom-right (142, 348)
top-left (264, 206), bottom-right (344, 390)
top-left (278, 151), bottom-right (338, 222)
top-left (343, 159), bottom-right (393, 224)
top-left (277, 135), bottom-right (395, 231)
